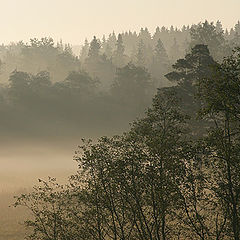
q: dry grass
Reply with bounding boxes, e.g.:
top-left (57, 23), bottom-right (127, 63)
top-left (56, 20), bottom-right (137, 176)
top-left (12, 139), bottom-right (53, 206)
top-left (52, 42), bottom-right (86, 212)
top-left (0, 191), bottom-right (29, 240)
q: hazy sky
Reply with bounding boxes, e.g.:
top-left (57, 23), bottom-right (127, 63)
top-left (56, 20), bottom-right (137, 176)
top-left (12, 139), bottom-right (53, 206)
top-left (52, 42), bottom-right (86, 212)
top-left (0, 0), bottom-right (239, 45)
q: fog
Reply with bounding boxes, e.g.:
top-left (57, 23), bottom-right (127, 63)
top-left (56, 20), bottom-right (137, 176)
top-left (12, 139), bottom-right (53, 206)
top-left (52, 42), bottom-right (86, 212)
top-left (0, 140), bottom-right (76, 191)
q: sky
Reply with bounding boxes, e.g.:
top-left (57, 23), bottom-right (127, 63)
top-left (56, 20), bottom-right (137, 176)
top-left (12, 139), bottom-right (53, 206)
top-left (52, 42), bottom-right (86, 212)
top-left (0, 0), bottom-right (239, 45)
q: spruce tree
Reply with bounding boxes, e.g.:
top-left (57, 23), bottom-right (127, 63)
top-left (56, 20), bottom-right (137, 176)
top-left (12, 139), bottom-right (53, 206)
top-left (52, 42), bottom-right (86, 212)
top-left (113, 34), bottom-right (125, 67)
top-left (190, 20), bottom-right (227, 60)
top-left (136, 39), bottom-right (145, 67)
top-left (154, 39), bottom-right (168, 63)
top-left (216, 20), bottom-right (224, 34)
top-left (169, 38), bottom-right (182, 62)
top-left (150, 39), bottom-right (170, 81)
top-left (88, 36), bottom-right (101, 58)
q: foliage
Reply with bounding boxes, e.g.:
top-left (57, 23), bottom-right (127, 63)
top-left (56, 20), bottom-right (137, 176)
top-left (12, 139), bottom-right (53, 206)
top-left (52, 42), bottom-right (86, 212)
top-left (10, 22), bottom-right (240, 240)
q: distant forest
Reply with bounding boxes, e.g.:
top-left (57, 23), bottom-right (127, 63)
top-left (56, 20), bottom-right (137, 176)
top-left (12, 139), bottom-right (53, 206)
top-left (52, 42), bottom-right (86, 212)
top-left (0, 20), bottom-right (240, 138)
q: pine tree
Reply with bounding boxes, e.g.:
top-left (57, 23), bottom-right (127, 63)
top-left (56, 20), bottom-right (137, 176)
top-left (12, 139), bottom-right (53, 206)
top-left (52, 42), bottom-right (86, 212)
top-left (150, 39), bottom-right (170, 82)
top-left (154, 39), bottom-right (168, 63)
top-left (225, 28), bottom-right (229, 40)
top-left (64, 43), bottom-right (73, 55)
top-left (101, 35), bottom-right (107, 54)
top-left (80, 39), bottom-right (89, 62)
top-left (216, 20), bottom-right (223, 34)
top-left (108, 31), bottom-right (117, 50)
top-left (229, 28), bottom-right (235, 40)
top-left (104, 44), bottom-right (113, 59)
top-left (88, 36), bottom-right (101, 58)
top-left (153, 26), bottom-right (161, 45)
top-left (113, 34), bottom-right (125, 67)
top-left (170, 25), bottom-right (174, 33)
top-left (235, 20), bottom-right (240, 35)
top-left (57, 39), bottom-right (64, 53)
top-left (139, 27), bottom-right (152, 46)
top-left (169, 38), bottom-right (182, 62)
top-left (116, 34), bottom-right (124, 56)
top-left (136, 39), bottom-right (145, 67)
top-left (190, 20), bottom-right (227, 60)
top-left (232, 21), bottom-right (240, 46)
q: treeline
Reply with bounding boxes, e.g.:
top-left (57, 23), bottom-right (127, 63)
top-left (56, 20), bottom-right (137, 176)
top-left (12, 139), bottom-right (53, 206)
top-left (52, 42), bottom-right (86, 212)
top-left (1, 20), bottom-right (240, 86)
top-left (15, 45), bottom-right (240, 239)
top-left (1, 20), bottom-right (240, 137)
top-left (0, 64), bottom-right (154, 137)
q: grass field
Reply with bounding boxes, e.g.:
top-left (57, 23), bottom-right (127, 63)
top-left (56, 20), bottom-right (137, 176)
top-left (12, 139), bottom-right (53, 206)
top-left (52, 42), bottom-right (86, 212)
top-left (0, 191), bottom-right (29, 240)
top-left (0, 140), bottom-right (78, 239)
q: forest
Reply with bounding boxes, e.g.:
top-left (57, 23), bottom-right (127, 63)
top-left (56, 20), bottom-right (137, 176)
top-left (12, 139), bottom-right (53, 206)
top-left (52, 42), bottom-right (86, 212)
top-left (1, 20), bottom-right (240, 239)
top-left (0, 20), bottom-right (239, 138)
